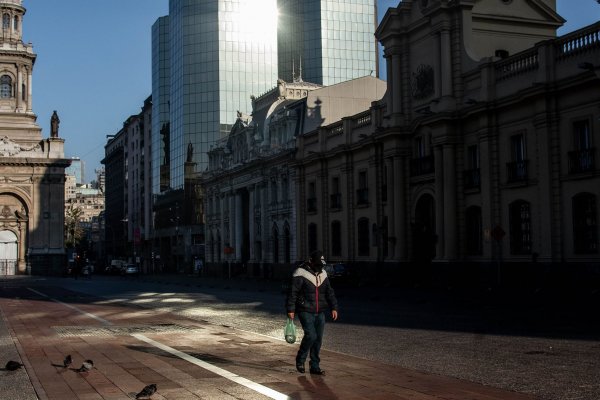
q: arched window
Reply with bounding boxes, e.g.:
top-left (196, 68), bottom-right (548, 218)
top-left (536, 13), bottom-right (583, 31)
top-left (2, 14), bottom-right (9, 30)
top-left (0, 75), bottom-right (12, 98)
top-left (357, 218), bottom-right (370, 256)
top-left (509, 200), bottom-right (532, 254)
top-left (272, 225), bottom-right (279, 263)
top-left (573, 193), bottom-right (598, 254)
top-left (308, 223), bottom-right (317, 255)
top-left (331, 221), bottom-right (342, 256)
top-left (465, 206), bottom-right (483, 255)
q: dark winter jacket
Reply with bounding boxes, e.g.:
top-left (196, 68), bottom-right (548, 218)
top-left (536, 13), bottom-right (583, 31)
top-left (286, 262), bottom-right (338, 314)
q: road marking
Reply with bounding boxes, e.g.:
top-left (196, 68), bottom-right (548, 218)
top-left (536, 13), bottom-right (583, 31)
top-left (27, 287), bottom-right (292, 400)
top-left (28, 288), bottom-right (112, 325)
top-left (132, 333), bottom-right (291, 400)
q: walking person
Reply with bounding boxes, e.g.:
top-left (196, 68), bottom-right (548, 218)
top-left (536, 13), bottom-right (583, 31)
top-left (286, 250), bottom-right (338, 375)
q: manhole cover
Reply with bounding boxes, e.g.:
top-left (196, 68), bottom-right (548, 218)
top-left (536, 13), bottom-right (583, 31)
top-left (54, 323), bottom-right (201, 337)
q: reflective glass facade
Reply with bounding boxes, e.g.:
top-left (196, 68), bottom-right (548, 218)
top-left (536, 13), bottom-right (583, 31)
top-left (278, 0), bottom-right (377, 86)
top-left (163, 0), bottom-right (278, 190)
top-left (151, 16), bottom-right (170, 194)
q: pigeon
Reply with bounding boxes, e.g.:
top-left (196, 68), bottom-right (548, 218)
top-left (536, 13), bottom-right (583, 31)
top-left (75, 359), bottom-right (94, 372)
top-left (5, 360), bottom-right (24, 371)
top-left (136, 384), bottom-right (157, 399)
top-left (63, 355), bottom-right (72, 368)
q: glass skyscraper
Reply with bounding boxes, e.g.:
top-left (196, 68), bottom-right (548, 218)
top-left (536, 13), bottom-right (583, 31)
top-left (151, 16), bottom-right (171, 194)
top-left (278, 0), bottom-right (378, 86)
top-left (153, 0), bottom-right (278, 191)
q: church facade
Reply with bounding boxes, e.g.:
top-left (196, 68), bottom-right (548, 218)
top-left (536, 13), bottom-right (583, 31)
top-left (0, 0), bottom-right (70, 275)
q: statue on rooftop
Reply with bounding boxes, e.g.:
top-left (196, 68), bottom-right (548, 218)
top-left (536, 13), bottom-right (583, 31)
top-left (50, 110), bottom-right (60, 138)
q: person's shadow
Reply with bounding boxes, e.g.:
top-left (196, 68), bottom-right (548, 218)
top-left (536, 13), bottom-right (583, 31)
top-left (289, 375), bottom-right (339, 400)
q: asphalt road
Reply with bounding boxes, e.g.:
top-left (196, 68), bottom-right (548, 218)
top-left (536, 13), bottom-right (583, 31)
top-left (19, 275), bottom-right (600, 400)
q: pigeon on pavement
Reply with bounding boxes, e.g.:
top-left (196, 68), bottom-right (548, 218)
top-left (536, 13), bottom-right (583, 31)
top-left (5, 360), bottom-right (24, 371)
top-left (63, 355), bottom-right (72, 368)
top-left (136, 383), bottom-right (157, 399)
top-left (75, 359), bottom-right (94, 372)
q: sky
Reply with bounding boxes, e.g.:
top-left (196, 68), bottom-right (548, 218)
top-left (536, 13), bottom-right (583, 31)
top-left (23, 0), bottom-right (599, 182)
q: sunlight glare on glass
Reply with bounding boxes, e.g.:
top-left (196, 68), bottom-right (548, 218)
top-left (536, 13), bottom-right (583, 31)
top-left (234, 0), bottom-right (278, 43)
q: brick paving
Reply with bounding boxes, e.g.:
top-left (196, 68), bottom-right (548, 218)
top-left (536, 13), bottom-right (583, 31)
top-left (0, 283), bottom-right (539, 400)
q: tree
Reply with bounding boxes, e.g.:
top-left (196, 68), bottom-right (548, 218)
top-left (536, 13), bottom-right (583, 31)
top-left (65, 204), bottom-right (85, 248)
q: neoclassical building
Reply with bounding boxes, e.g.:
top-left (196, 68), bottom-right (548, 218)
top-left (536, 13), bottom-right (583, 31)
top-left (293, 0), bottom-right (600, 286)
top-left (0, 0), bottom-right (70, 275)
top-left (202, 76), bottom-right (386, 278)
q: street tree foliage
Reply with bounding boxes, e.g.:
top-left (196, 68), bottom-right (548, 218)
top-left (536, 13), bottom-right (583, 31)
top-left (65, 204), bottom-right (85, 248)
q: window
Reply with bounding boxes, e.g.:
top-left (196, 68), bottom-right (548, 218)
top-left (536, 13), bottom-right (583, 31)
top-left (573, 193), bottom-right (598, 254)
top-left (307, 181), bottom-right (317, 212)
top-left (356, 170), bottom-right (368, 205)
top-left (507, 134), bottom-right (527, 181)
top-left (0, 75), bottom-right (12, 98)
top-left (465, 145), bottom-right (481, 189)
top-left (465, 206), bottom-right (483, 255)
top-left (330, 176), bottom-right (341, 209)
top-left (271, 180), bottom-right (278, 204)
top-left (509, 200), bottom-right (532, 254)
top-left (308, 223), bottom-right (318, 255)
top-left (331, 221), bottom-right (342, 256)
top-left (357, 218), bottom-right (370, 256)
top-left (569, 120), bottom-right (595, 173)
top-left (574, 120), bottom-right (591, 150)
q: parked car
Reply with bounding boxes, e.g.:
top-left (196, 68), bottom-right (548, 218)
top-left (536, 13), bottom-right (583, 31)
top-left (121, 264), bottom-right (139, 277)
top-left (324, 263), bottom-right (349, 279)
top-left (106, 260), bottom-right (126, 274)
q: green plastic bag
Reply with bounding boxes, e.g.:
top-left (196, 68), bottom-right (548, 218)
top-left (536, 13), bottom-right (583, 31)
top-left (284, 317), bottom-right (296, 344)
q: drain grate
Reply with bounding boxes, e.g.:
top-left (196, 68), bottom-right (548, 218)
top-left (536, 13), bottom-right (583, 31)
top-left (54, 323), bottom-right (202, 337)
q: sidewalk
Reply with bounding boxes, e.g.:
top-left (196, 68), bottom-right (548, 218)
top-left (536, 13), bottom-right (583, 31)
top-left (0, 278), bottom-right (540, 400)
top-left (0, 279), bottom-right (41, 400)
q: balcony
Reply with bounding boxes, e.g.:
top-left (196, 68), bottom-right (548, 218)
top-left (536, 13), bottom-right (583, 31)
top-left (568, 148), bottom-right (595, 174)
top-left (330, 193), bottom-right (342, 209)
top-left (356, 188), bottom-right (369, 206)
top-left (410, 155), bottom-right (434, 176)
top-left (463, 168), bottom-right (481, 189)
top-left (307, 197), bottom-right (317, 213)
top-left (506, 160), bottom-right (529, 183)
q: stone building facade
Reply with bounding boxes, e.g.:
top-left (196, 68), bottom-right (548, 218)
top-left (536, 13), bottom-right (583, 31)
top-left (202, 76), bottom-right (386, 279)
top-left (0, 0), bottom-right (70, 275)
top-left (293, 0), bottom-right (600, 287)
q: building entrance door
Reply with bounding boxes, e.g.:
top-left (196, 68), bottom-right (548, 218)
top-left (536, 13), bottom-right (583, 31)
top-left (0, 230), bottom-right (18, 275)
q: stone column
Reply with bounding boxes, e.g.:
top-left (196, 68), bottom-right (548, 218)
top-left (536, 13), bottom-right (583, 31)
top-left (229, 193), bottom-right (236, 258)
top-left (394, 155), bottom-right (407, 260)
top-left (434, 145), bottom-right (444, 259)
top-left (440, 29), bottom-right (453, 97)
top-left (385, 157), bottom-right (395, 259)
top-left (18, 222), bottom-right (27, 273)
top-left (235, 192), bottom-right (243, 261)
top-left (391, 54), bottom-right (402, 114)
top-left (26, 69), bottom-right (32, 112)
top-left (248, 185), bottom-right (255, 262)
top-left (219, 194), bottom-right (225, 260)
top-left (16, 66), bottom-right (22, 111)
top-left (443, 144), bottom-right (457, 259)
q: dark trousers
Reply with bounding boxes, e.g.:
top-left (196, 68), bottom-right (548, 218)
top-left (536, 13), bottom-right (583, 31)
top-left (297, 311), bottom-right (326, 371)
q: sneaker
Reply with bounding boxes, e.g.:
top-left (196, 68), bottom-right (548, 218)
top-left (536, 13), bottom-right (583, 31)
top-left (296, 364), bottom-right (305, 373)
top-left (309, 369), bottom-right (325, 376)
